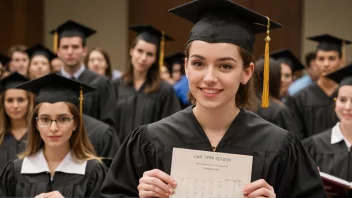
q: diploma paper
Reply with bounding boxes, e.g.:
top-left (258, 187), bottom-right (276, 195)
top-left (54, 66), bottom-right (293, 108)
top-left (170, 148), bottom-right (253, 198)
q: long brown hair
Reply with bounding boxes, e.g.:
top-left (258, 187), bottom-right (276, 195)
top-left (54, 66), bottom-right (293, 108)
top-left (19, 102), bottom-right (98, 162)
top-left (123, 35), bottom-right (161, 94)
top-left (186, 42), bottom-right (256, 109)
top-left (84, 47), bottom-right (113, 80)
top-left (0, 90), bottom-right (34, 145)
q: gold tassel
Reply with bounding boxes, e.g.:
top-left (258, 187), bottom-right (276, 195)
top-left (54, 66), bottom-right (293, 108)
top-left (261, 17), bottom-right (271, 108)
top-left (53, 31), bottom-right (58, 53)
top-left (342, 40), bottom-right (346, 66)
top-left (159, 31), bottom-right (165, 73)
top-left (79, 85), bottom-right (83, 130)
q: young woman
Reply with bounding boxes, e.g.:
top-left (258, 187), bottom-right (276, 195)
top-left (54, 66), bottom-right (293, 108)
top-left (26, 44), bottom-right (56, 80)
top-left (113, 25), bottom-right (181, 142)
top-left (0, 52), bottom-right (11, 79)
top-left (253, 58), bottom-right (299, 135)
top-left (101, 1), bottom-right (325, 197)
top-left (270, 49), bottom-right (305, 101)
top-left (303, 64), bottom-right (352, 196)
top-left (84, 47), bottom-right (121, 81)
top-left (0, 73), bottom-right (107, 197)
top-left (0, 72), bottom-right (32, 171)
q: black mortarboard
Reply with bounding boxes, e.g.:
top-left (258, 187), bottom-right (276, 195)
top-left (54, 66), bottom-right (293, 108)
top-left (25, 44), bottom-right (57, 62)
top-left (308, 34), bottom-right (351, 52)
top-left (169, 0), bottom-right (282, 107)
top-left (164, 52), bottom-right (185, 67)
top-left (17, 73), bottom-right (95, 107)
top-left (0, 72), bottom-right (28, 92)
top-left (50, 20), bottom-right (97, 53)
top-left (130, 25), bottom-right (174, 69)
top-left (270, 49), bottom-right (305, 72)
top-left (0, 52), bottom-right (11, 65)
top-left (326, 64), bottom-right (352, 86)
top-left (168, 0), bottom-right (282, 53)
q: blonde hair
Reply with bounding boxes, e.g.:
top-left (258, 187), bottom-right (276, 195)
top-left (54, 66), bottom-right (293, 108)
top-left (0, 90), bottom-right (34, 145)
top-left (19, 102), bottom-right (99, 162)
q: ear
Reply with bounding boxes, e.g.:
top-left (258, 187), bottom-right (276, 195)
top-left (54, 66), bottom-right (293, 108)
top-left (241, 62), bottom-right (254, 84)
top-left (184, 58), bottom-right (189, 78)
top-left (129, 48), bottom-right (134, 57)
top-left (82, 47), bottom-right (88, 57)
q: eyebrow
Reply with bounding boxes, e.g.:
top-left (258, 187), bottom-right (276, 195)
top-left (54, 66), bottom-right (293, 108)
top-left (190, 54), bottom-right (237, 63)
top-left (38, 113), bottom-right (70, 117)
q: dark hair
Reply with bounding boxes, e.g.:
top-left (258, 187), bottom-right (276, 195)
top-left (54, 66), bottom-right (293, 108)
top-left (305, 51), bottom-right (316, 67)
top-left (316, 43), bottom-right (342, 58)
top-left (122, 34), bottom-right (161, 94)
top-left (58, 36), bottom-right (86, 48)
top-left (8, 45), bottom-right (27, 58)
top-left (84, 47), bottom-right (113, 80)
top-left (185, 42), bottom-right (256, 109)
top-left (254, 58), bottom-right (281, 100)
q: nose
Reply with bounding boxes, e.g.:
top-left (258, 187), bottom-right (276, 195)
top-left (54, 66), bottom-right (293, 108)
top-left (203, 66), bottom-right (217, 84)
top-left (13, 100), bottom-right (19, 108)
top-left (141, 53), bottom-right (147, 61)
top-left (49, 120), bottom-right (59, 132)
top-left (67, 47), bottom-right (73, 54)
top-left (345, 100), bottom-right (352, 110)
top-left (323, 59), bottom-right (330, 67)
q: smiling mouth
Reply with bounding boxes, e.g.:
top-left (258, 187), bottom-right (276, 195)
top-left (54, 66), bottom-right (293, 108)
top-left (200, 88), bottom-right (223, 94)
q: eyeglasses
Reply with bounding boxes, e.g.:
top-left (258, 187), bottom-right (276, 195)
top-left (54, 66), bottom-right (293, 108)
top-left (36, 117), bottom-right (75, 128)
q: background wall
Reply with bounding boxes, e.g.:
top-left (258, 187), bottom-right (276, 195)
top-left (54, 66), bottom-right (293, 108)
top-left (44, 0), bottom-right (128, 71)
top-left (302, 0), bottom-right (352, 64)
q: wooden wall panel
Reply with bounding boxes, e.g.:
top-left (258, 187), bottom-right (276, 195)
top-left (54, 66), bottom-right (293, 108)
top-left (0, 0), bottom-right (44, 54)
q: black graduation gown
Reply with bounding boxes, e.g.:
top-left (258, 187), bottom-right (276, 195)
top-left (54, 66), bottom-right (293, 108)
top-left (285, 83), bottom-right (338, 139)
top-left (256, 97), bottom-right (299, 134)
top-left (59, 69), bottom-right (116, 127)
top-left (101, 106), bottom-right (326, 198)
top-left (0, 159), bottom-right (107, 197)
top-left (83, 114), bottom-right (120, 159)
top-left (0, 132), bottom-right (27, 172)
top-left (113, 78), bottom-right (181, 143)
top-left (303, 129), bottom-right (352, 181)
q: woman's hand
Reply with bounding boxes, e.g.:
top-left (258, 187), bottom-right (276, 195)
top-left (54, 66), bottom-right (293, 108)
top-left (138, 169), bottom-right (177, 198)
top-left (34, 191), bottom-right (65, 198)
top-left (243, 179), bottom-right (276, 198)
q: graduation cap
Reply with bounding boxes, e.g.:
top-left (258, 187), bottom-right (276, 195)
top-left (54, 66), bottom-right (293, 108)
top-left (0, 72), bottom-right (28, 92)
top-left (17, 73), bottom-right (96, 129)
top-left (169, 0), bottom-right (282, 107)
top-left (0, 52), bottom-right (11, 66)
top-left (130, 24), bottom-right (174, 71)
top-left (164, 52), bottom-right (185, 67)
top-left (308, 34), bottom-right (352, 63)
top-left (326, 64), bottom-right (352, 86)
top-left (270, 49), bottom-right (304, 73)
top-left (50, 20), bottom-right (97, 53)
top-left (25, 44), bottom-right (57, 62)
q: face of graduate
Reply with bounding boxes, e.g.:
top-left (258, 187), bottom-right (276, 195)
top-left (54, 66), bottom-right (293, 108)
top-left (10, 51), bottom-right (29, 77)
top-left (185, 41), bottom-right (253, 109)
top-left (4, 89), bottom-right (29, 121)
top-left (335, 85), bottom-right (352, 123)
top-left (36, 102), bottom-right (76, 149)
top-left (316, 50), bottom-right (342, 77)
top-left (130, 39), bottom-right (157, 73)
top-left (57, 37), bottom-right (87, 68)
top-left (51, 57), bottom-right (64, 72)
top-left (280, 63), bottom-right (293, 97)
top-left (172, 63), bottom-right (183, 82)
top-left (87, 50), bottom-right (107, 76)
top-left (29, 55), bottom-right (51, 80)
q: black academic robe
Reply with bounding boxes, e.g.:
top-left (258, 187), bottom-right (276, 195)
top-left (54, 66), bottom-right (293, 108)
top-left (285, 83), bottom-right (338, 139)
top-left (113, 78), bottom-right (181, 143)
top-left (101, 106), bottom-right (326, 198)
top-left (0, 159), bottom-right (107, 197)
top-left (256, 97), bottom-right (299, 135)
top-left (59, 69), bottom-right (116, 127)
top-left (303, 129), bottom-right (352, 181)
top-left (0, 132), bottom-right (27, 172)
top-left (83, 114), bottom-right (120, 159)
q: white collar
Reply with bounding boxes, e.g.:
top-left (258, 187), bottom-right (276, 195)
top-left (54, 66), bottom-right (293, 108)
top-left (331, 122), bottom-right (352, 149)
top-left (61, 64), bottom-right (85, 79)
top-left (21, 149), bottom-right (87, 175)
